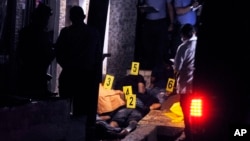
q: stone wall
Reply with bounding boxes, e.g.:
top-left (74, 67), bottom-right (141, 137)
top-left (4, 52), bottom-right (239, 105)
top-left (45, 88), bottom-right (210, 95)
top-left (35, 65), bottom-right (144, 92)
top-left (106, 0), bottom-right (138, 83)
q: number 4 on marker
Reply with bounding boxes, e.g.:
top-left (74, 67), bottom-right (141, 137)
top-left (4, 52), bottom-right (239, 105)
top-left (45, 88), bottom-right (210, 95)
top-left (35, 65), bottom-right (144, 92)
top-left (123, 85), bottom-right (133, 99)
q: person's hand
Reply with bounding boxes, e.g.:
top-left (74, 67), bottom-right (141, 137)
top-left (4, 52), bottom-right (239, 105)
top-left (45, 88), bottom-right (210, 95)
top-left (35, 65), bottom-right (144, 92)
top-left (168, 23), bottom-right (174, 32)
top-left (150, 103), bottom-right (161, 110)
top-left (192, 2), bottom-right (199, 8)
top-left (166, 91), bottom-right (172, 96)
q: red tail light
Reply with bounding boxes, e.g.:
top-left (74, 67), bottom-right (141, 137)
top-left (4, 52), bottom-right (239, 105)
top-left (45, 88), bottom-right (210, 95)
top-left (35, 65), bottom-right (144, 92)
top-left (190, 98), bottom-right (203, 117)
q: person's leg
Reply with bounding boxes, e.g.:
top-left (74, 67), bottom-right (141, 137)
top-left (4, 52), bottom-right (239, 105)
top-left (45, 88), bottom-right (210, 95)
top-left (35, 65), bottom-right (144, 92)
top-left (178, 94), bottom-right (192, 141)
top-left (111, 108), bottom-right (132, 127)
top-left (156, 19), bottom-right (170, 64)
top-left (147, 87), bottom-right (166, 104)
top-left (72, 75), bottom-right (99, 141)
top-left (96, 108), bottom-right (131, 139)
top-left (141, 21), bottom-right (156, 69)
top-left (109, 121), bottom-right (119, 128)
top-left (119, 109), bottom-right (142, 134)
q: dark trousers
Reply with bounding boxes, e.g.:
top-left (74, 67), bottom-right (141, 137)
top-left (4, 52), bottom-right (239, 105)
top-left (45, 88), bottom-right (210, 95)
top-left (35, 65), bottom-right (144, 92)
top-left (179, 93), bottom-right (192, 141)
top-left (141, 18), bottom-right (170, 69)
top-left (111, 108), bottom-right (143, 127)
top-left (59, 69), bottom-right (100, 141)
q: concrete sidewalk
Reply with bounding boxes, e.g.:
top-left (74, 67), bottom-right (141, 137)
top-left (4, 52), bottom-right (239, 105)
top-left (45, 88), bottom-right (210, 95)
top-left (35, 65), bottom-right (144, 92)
top-left (0, 98), bottom-right (87, 141)
top-left (121, 94), bottom-right (184, 141)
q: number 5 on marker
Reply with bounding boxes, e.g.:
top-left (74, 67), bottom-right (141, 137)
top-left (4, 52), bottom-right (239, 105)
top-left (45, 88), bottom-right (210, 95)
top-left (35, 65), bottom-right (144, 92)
top-left (166, 78), bottom-right (175, 92)
top-left (126, 94), bottom-right (136, 108)
top-left (130, 62), bottom-right (140, 75)
top-left (103, 74), bottom-right (114, 90)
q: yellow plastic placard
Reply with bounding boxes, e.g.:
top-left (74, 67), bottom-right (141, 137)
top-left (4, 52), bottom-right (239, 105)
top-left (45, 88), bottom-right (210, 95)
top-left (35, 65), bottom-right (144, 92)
top-left (130, 62), bottom-right (140, 75)
top-left (166, 78), bottom-right (175, 92)
top-left (103, 74), bottom-right (114, 90)
top-left (126, 94), bottom-right (136, 108)
top-left (123, 85), bottom-right (133, 95)
top-left (164, 102), bottom-right (184, 122)
top-left (170, 102), bottom-right (183, 117)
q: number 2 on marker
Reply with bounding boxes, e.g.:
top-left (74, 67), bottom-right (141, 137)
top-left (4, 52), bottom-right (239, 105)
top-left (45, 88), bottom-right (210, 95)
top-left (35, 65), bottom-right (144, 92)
top-left (126, 94), bottom-right (136, 108)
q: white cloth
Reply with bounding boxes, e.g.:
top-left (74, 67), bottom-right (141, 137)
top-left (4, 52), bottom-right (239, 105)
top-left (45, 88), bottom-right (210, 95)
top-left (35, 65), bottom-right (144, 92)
top-left (174, 35), bottom-right (197, 94)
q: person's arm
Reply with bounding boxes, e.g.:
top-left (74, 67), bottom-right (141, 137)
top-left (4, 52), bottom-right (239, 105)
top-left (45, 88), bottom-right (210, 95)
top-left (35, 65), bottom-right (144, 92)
top-left (149, 76), bottom-right (156, 88)
top-left (138, 82), bottom-right (146, 94)
top-left (174, 70), bottom-right (180, 79)
top-left (167, 1), bottom-right (174, 31)
top-left (55, 28), bottom-right (68, 67)
top-left (175, 1), bottom-right (199, 15)
top-left (149, 103), bottom-right (161, 110)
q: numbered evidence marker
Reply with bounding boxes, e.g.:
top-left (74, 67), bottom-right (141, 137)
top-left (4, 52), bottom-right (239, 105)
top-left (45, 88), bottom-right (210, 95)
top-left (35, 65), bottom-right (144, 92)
top-left (126, 94), bottom-right (136, 109)
top-left (103, 74), bottom-right (114, 90)
top-left (123, 85), bottom-right (133, 100)
top-left (166, 78), bottom-right (175, 93)
top-left (130, 62), bottom-right (140, 75)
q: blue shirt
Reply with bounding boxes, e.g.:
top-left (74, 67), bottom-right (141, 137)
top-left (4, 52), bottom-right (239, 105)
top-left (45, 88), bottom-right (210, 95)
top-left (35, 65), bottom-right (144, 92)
top-left (145, 0), bottom-right (172, 20)
top-left (174, 0), bottom-right (197, 25)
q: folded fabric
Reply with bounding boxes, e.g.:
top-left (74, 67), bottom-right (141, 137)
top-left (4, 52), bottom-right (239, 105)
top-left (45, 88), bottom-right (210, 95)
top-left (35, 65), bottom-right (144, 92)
top-left (97, 84), bottom-right (125, 114)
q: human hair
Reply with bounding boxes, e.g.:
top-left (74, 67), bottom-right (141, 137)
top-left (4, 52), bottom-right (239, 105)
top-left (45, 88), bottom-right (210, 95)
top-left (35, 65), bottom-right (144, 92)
top-left (180, 24), bottom-right (195, 39)
top-left (31, 3), bottom-right (52, 22)
top-left (69, 6), bottom-right (86, 24)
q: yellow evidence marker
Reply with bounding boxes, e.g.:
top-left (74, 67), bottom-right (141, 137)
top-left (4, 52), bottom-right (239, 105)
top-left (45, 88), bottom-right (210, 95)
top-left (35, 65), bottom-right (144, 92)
top-left (103, 74), bottom-right (115, 90)
top-left (126, 94), bottom-right (136, 109)
top-left (130, 62), bottom-right (140, 75)
top-left (166, 78), bottom-right (175, 93)
top-left (123, 85), bottom-right (133, 100)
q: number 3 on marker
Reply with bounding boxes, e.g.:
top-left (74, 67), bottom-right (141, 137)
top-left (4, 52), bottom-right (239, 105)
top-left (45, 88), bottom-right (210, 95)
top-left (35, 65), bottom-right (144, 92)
top-left (103, 74), bottom-right (114, 90)
top-left (126, 94), bottom-right (136, 108)
top-left (166, 78), bottom-right (175, 92)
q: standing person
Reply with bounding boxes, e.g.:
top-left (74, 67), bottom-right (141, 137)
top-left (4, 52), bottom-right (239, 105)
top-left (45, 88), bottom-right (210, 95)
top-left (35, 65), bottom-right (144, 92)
top-left (174, 0), bottom-right (199, 26)
top-left (55, 6), bottom-right (103, 141)
top-left (140, 0), bottom-right (174, 69)
top-left (17, 3), bottom-right (54, 98)
top-left (170, 0), bottom-right (200, 58)
top-left (173, 23), bottom-right (197, 141)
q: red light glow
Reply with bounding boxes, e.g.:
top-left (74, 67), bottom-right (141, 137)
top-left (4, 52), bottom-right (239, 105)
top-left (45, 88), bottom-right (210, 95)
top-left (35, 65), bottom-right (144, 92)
top-left (190, 98), bottom-right (202, 117)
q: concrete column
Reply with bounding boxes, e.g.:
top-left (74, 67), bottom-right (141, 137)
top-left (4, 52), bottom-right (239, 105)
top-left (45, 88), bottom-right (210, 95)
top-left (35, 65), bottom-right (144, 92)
top-left (106, 0), bottom-right (138, 84)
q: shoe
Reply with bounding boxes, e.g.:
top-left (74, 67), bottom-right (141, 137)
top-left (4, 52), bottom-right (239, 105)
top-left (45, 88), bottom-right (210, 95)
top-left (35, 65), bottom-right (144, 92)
top-left (175, 131), bottom-right (186, 141)
top-left (96, 120), bottom-right (122, 133)
top-left (126, 120), bottom-right (138, 132)
top-left (96, 121), bottom-right (122, 140)
top-left (116, 129), bottom-right (129, 139)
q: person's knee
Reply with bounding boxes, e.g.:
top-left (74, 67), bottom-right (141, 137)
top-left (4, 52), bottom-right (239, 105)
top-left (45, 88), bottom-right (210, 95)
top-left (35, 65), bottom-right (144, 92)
top-left (129, 120), bottom-right (138, 125)
top-left (110, 121), bottom-right (119, 128)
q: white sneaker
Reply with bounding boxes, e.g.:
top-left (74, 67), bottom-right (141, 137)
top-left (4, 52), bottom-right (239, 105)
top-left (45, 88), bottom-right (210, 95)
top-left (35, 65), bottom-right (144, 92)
top-left (175, 131), bottom-right (186, 141)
